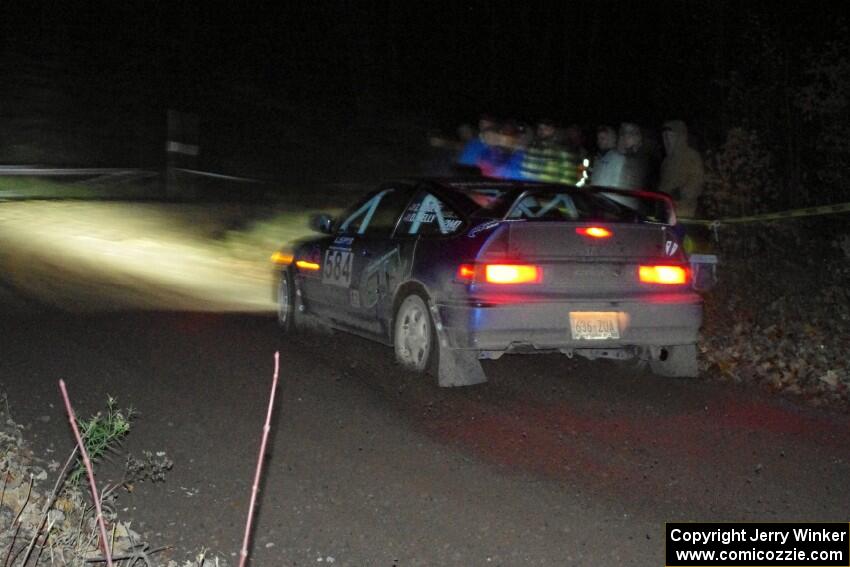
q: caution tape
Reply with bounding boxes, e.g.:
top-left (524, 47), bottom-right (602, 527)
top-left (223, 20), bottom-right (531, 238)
top-left (680, 201), bottom-right (850, 226)
top-left (173, 168), bottom-right (266, 183)
top-left (0, 167), bottom-right (154, 176)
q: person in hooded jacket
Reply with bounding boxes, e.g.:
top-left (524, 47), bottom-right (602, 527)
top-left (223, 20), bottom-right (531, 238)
top-left (659, 120), bottom-right (704, 218)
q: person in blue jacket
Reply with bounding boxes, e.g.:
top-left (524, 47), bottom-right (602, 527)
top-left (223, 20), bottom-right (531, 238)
top-left (457, 115), bottom-right (499, 168)
top-left (477, 122), bottom-right (526, 180)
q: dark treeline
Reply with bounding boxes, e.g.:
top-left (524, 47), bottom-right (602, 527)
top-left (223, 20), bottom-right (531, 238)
top-left (1, 2), bottom-right (848, 209)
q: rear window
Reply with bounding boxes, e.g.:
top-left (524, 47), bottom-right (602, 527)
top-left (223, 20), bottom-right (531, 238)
top-left (469, 188), bottom-right (669, 223)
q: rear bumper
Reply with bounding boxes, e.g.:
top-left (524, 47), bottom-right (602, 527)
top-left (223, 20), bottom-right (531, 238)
top-left (435, 295), bottom-right (702, 351)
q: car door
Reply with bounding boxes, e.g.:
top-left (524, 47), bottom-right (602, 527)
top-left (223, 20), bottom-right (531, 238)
top-left (385, 188), bottom-right (467, 314)
top-left (320, 186), bottom-right (415, 331)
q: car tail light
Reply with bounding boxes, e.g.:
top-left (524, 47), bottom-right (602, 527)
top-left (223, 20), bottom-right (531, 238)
top-left (457, 263), bottom-right (542, 284)
top-left (639, 265), bottom-right (689, 285)
top-left (486, 264), bottom-right (541, 284)
top-left (457, 264), bottom-right (476, 280)
top-left (295, 260), bottom-right (320, 271)
top-left (576, 226), bottom-right (612, 238)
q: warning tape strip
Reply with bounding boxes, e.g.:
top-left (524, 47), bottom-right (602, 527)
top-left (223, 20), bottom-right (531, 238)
top-left (0, 166), bottom-right (265, 184)
top-left (680, 201), bottom-right (850, 225)
top-left (174, 167), bottom-right (265, 183)
top-left (0, 167), bottom-right (153, 176)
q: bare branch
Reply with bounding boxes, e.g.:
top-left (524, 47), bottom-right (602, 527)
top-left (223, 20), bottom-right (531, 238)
top-left (238, 351), bottom-right (281, 567)
top-left (58, 380), bottom-right (114, 567)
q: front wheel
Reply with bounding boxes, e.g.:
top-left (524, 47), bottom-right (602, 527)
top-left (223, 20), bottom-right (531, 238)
top-left (276, 269), bottom-right (296, 333)
top-left (393, 294), bottom-right (435, 373)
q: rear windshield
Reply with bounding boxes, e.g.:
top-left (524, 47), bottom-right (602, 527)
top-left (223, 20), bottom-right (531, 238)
top-left (467, 188), bottom-right (653, 223)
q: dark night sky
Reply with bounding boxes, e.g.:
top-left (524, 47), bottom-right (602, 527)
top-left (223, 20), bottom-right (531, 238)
top-left (1, 2), bottom-right (847, 173)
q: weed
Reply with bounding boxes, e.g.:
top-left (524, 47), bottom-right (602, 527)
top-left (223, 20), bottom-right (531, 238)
top-left (68, 397), bottom-right (133, 485)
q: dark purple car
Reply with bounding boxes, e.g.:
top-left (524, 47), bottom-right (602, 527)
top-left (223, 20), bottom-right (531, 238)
top-left (274, 179), bottom-right (703, 387)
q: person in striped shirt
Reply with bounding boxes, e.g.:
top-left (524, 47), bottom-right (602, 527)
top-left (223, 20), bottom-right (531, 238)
top-left (520, 119), bottom-right (581, 185)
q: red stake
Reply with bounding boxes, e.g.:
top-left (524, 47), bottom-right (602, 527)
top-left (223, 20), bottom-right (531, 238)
top-left (58, 380), bottom-right (113, 567)
top-left (239, 351), bottom-right (281, 567)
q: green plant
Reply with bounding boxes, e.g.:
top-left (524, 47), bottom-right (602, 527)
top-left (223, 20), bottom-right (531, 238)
top-left (68, 396), bottom-right (133, 485)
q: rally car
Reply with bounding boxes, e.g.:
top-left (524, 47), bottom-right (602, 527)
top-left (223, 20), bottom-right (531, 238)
top-left (273, 179), bottom-right (702, 387)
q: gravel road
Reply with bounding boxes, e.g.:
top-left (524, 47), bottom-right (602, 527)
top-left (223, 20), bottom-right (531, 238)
top-left (1, 201), bottom-right (848, 565)
top-left (2, 310), bottom-right (849, 565)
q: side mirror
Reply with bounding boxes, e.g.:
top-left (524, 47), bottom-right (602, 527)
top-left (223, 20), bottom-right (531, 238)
top-left (309, 213), bottom-right (335, 234)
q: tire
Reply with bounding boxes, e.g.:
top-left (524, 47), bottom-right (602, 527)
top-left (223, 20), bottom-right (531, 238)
top-left (276, 268), bottom-right (296, 333)
top-left (393, 294), bottom-right (436, 373)
top-left (649, 344), bottom-right (698, 378)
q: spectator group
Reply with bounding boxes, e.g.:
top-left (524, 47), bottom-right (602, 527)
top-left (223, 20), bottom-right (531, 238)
top-left (454, 116), bottom-right (705, 218)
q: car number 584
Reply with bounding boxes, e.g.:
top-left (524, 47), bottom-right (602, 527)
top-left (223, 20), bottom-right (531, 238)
top-left (323, 249), bottom-right (353, 287)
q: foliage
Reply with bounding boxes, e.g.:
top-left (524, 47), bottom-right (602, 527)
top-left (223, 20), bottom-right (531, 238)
top-left (796, 38), bottom-right (850, 120)
top-left (702, 128), bottom-right (775, 218)
top-left (701, 220), bottom-right (850, 404)
top-left (795, 38), bottom-right (850, 192)
top-left (712, 18), bottom-right (850, 211)
top-left (0, 395), bottom-right (198, 566)
top-left (68, 397), bottom-right (133, 485)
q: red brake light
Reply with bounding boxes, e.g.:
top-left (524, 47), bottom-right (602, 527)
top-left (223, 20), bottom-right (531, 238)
top-left (485, 264), bottom-right (541, 284)
top-left (639, 265), bottom-right (689, 285)
top-left (456, 263), bottom-right (542, 284)
top-left (457, 264), bottom-right (476, 281)
top-left (576, 226), bottom-right (612, 238)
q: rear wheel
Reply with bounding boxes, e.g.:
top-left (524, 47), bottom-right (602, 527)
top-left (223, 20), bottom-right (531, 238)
top-left (393, 294), bottom-right (435, 373)
top-left (277, 268), bottom-right (296, 333)
top-left (649, 344), bottom-right (698, 378)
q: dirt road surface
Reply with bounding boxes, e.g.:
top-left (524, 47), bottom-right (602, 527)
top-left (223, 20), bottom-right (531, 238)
top-left (1, 201), bottom-right (848, 565)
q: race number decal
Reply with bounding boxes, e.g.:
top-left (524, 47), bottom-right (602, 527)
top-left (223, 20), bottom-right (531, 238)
top-left (322, 249), bottom-right (353, 287)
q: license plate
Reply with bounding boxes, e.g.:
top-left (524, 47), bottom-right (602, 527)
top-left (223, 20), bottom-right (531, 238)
top-left (569, 312), bottom-right (620, 340)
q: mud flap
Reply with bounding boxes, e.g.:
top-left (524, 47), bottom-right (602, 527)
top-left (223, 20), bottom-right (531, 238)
top-left (428, 300), bottom-right (487, 387)
top-left (438, 348), bottom-right (488, 387)
top-left (649, 344), bottom-right (698, 378)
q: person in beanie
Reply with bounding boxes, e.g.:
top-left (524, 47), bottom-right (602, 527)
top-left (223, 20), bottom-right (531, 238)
top-left (617, 122), bottom-right (651, 189)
